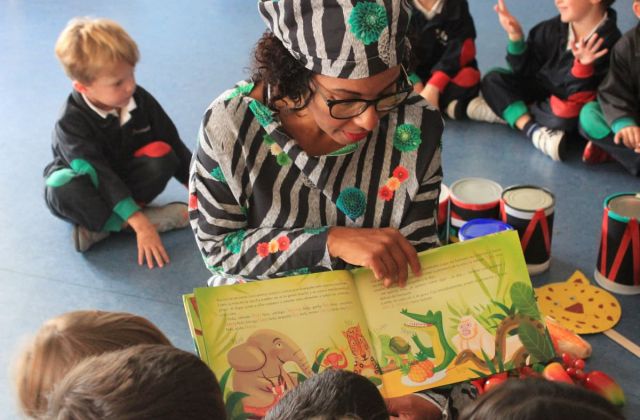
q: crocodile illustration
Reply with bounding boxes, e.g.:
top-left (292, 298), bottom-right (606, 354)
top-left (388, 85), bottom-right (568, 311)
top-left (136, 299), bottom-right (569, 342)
top-left (378, 334), bottom-right (416, 372)
top-left (401, 309), bottom-right (457, 373)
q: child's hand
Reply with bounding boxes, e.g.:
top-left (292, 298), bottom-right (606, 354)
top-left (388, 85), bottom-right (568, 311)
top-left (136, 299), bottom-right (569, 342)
top-left (571, 33), bottom-right (608, 65)
top-left (614, 126), bottom-right (640, 152)
top-left (494, 0), bottom-right (523, 41)
top-left (128, 212), bottom-right (170, 269)
top-left (420, 84), bottom-right (440, 110)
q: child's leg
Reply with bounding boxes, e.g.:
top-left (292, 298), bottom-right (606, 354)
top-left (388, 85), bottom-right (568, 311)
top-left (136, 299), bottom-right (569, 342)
top-left (124, 141), bottom-right (180, 205)
top-left (579, 102), bottom-right (640, 176)
top-left (45, 168), bottom-right (122, 232)
top-left (440, 67), bottom-right (481, 120)
top-left (480, 69), bottom-right (541, 128)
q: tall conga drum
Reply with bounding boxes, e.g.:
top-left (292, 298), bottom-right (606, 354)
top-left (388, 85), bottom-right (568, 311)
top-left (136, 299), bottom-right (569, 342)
top-left (595, 193), bottom-right (640, 295)
top-left (449, 178), bottom-right (502, 242)
top-left (500, 185), bottom-right (555, 275)
top-left (438, 184), bottom-right (450, 244)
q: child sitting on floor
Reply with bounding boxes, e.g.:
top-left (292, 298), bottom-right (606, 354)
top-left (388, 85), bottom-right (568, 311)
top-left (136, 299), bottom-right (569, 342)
top-left (408, 0), bottom-right (499, 122)
top-left (470, 0), bottom-right (620, 161)
top-left (45, 18), bottom-right (192, 267)
top-left (44, 344), bottom-right (226, 420)
top-left (13, 310), bottom-right (171, 418)
top-left (579, 0), bottom-right (640, 176)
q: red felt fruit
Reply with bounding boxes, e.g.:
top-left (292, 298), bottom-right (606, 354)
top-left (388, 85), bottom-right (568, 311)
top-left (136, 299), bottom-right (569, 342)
top-left (584, 370), bottom-right (625, 407)
top-left (470, 378), bottom-right (486, 395)
top-left (573, 359), bottom-right (585, 370)
top-left (543, 362), bottom-right (574, 384)
top-left (561, 352), bottom-right (575, 367)
top-left (483, 373), bottom-right (508, 392)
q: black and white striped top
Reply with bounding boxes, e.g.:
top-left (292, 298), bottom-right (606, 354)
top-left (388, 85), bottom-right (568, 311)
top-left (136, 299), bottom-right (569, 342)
top-left (189, 80), bottom-right (443, 285)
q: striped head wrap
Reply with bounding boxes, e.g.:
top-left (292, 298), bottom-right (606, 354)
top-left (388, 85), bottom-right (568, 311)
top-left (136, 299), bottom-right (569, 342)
top-left (258, 0), bottom-right (412, 79)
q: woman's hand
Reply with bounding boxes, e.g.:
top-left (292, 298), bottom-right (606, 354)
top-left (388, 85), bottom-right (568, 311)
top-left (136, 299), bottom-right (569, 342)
top-left (127, 211), bottom-right (170, 269)
top-left (327, 227), bottom-right (421, 287)
top-left (571, 33), bottom-right (608, 66)
top-left (494, 0), bottom-right (523, 41)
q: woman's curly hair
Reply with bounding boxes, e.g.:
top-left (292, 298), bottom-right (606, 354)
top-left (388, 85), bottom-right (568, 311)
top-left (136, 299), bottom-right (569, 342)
top-left (251, 31), bottom-right (313, 110)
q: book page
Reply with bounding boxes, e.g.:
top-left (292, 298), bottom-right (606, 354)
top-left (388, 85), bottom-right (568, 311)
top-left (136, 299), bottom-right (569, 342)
top-left (193, 271), bottom-right (384, 417)
top-left (353, 231), bottom-right (554, 397)
top-left (182, 293), bottom-right (209, 365)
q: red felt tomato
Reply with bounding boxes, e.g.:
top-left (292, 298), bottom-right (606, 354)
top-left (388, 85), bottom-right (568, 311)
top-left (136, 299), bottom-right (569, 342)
top-left (483, 373), bottom-right (508, 392)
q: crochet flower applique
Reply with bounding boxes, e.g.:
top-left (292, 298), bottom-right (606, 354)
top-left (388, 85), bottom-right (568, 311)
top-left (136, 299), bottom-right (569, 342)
top-left (210, 166), bottom-right (227, 184)
top-left (337, 187), bottom-right (367, 221)
top-left (378, 165), bottom-right (409, 202)
top-left (226, 81), bottom-right (254, 100)
top-left (263, 134), bottom-right (291, 166)
top-left (349, 2), bottom-right (388, 46)
top-left (257, 235), bottom-right (291, 258)
top-left (249, 100), bottom-right (274, 128)
top-left (224, 230), bottom-right (246, 254)
top-left (393, 124), bottom-right (422, 152)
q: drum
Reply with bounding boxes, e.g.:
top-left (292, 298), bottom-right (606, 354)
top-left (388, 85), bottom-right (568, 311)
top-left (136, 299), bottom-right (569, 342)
top-left (449, 178), bottom-right (502, 242)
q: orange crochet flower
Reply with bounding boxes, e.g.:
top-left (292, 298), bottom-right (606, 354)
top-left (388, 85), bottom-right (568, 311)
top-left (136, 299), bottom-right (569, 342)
top-left (393, 165), bottom-right (409, 182)
top-left (277, 236), bottom-right (290, 251)
top-left (256, 242), bottom-right (270, 257)
top-left (268, 240), bottom-right (279, 253)
top-left (379, 185), bottom-right (394, 201)
top-left (386, 177), bottom-right (401, 191)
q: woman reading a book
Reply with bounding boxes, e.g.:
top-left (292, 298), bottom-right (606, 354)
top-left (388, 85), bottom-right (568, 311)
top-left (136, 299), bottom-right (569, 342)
top-left (189, 0), bottom-right (443, 290)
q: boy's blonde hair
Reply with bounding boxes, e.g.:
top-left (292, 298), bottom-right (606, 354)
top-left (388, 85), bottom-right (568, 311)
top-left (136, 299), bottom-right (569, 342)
top-left (14, 310), bottom-right (171, 418)
top-left (55, 17), bottom-right (139, 84)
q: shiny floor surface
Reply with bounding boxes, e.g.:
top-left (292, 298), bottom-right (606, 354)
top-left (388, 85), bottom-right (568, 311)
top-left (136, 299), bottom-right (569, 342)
top-left (1, 0), bottom-right (637, 417)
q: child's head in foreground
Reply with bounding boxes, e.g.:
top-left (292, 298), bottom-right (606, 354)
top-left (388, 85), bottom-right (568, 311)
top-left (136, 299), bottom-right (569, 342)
top-left (264, 369), bottom-right (388, 420)
top-left (55, 17), bottom-right (139, 109)
top-left (14, 310), bottom-right (171, 418)
top-left (458, 378), bottom-right (625, 420)
top-left (44, 344), bottom-right (226, 420)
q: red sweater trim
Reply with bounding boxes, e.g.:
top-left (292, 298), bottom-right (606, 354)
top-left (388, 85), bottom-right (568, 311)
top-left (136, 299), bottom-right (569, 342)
top-left (549, 91), bottom-right (596, 118)
top-left (570, 59), bottom-right (594, 78)
top-left (427, 71), bottom-right (451, 93)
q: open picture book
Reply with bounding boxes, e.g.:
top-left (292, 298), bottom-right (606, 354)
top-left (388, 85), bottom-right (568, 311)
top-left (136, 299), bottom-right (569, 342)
top-left (183, 230), bottom-right (555, 417)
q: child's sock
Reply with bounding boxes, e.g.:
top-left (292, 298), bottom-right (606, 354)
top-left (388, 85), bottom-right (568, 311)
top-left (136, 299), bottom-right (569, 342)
top-left (523, 120), bottom-right (541, 139)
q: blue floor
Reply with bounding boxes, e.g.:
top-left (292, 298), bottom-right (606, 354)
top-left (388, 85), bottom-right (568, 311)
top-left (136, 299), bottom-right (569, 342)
top-left (1, 0), bottom-right (638, 417)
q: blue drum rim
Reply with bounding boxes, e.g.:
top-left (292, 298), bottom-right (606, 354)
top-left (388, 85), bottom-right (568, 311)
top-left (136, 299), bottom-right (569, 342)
top-left (501, 185), bottom-right (555, 213)
top-left (604, 192), bottom-right (640, 223)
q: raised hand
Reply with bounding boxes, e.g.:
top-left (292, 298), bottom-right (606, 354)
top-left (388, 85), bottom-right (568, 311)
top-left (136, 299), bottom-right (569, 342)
top-left (327, 226), bottom-right (421, 288)
top-left (571, 33), bottom-right (608, 65)
top-left (494, 0), bottom-right (523, 41)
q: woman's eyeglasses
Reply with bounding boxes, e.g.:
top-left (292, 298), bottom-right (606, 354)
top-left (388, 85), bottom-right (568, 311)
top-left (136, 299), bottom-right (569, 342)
top-left (310, 65), bottom-right (413, 120)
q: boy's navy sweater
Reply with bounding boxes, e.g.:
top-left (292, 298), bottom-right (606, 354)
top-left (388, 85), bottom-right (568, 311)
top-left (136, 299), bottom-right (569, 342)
top-left (409, 0), bottom-right (477, 91)
top-left (598, 24), bottom-right (640, 132)
top-left (506, 8), bottom-right (621, 117)
top-left (44, 85), bottom-right (192, 221)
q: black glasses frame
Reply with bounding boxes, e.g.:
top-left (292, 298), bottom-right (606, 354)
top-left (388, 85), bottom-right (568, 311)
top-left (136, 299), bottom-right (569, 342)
top-left (311, 65), bottom-right (413, 120)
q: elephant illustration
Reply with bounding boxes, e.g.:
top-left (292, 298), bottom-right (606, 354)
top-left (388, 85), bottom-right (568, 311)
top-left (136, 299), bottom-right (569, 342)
top-left (227, 329), bottom-right (313, 413)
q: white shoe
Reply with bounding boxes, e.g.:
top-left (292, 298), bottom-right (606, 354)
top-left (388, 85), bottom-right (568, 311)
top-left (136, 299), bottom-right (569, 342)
top-left (531, 127), bottom-right (567, 161)
top-left (446, 100), bottom-right (458, 119)
top-left (73, 225), bottom-right (110, 252)
top-left (142, 202), bottom-right (189, 232)
top-left (466, 97), bottom-right (506, 124)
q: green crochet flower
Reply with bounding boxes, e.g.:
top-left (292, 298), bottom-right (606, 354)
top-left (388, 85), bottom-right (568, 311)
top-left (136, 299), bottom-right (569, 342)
top-left (263, 133), bottom-right (276, 145)
top-left (304, 226), bottom-right (328, 235)
top-left (336, 187), bottom-right (367, 221)
top-left (206, 264), bottom-right (224, 273)
top-left (349, 2), bottom-right (388, 46)
top-left (226, 81), bottom-right (255, 100)
top-left (328, 143), bottom-right (359, 156)
top-left (281, 267), bottom-right (311, 277)
top-left (276, 152), bottom-right (292, 166)
top-left (393, 124), bottom-right (422, 152)
top-left (223, 230), bottom-right (246, 254)
top-left (240, 206), bottom-right (248, 217)
top-left (249, 100), bottom-right (274, 127)
top-left (210, 166), bottom-right (227, 184)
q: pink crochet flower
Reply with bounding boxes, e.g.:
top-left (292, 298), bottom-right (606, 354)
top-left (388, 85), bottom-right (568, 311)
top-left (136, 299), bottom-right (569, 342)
top-left (188, 194), bottom-right (198, 210)
top-left (379, 185), bottom-right (394, 201)
top-left (277, 236), bottom-right (291, 251)
top-left (256, 242), bottom-right (270, 257)
top-left (393, 166), bottom-right (409, 182)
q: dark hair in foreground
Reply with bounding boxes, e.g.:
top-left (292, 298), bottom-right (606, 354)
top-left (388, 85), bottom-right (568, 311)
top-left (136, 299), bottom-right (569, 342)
top-left (459, 378), bottom-right (624, 420)
top-left (265, 369), bottom-right (388, 420)
top-left (602, 0), bottom-right (615, 8)
top-left (45, 344), bottom-right (226, 420)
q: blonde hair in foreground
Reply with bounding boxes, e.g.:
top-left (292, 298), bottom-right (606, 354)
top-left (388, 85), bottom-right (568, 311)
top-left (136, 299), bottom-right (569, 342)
top-left (13, 310), bottom-right (171, 418)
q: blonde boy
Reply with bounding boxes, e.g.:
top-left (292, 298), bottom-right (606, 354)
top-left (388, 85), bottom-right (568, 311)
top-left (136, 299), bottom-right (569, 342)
top-left (579, 0), bottom-right (640, 175)
top-left (470, 0), bottom-right (620, 161)
top-left (45, 18), bottom-right (191, 266)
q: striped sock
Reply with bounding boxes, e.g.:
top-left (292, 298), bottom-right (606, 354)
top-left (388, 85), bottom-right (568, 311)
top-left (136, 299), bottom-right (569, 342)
top-left (523, 120), bottom-right (541, 139)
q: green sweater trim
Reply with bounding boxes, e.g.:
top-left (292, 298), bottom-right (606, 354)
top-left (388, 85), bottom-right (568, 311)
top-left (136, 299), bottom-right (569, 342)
top-left (113, 197), bottom-right (140, 221)
top-left (611, 117), bottom-right (637, 134)
top-left (507, 39), bottom-right (526, 55)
